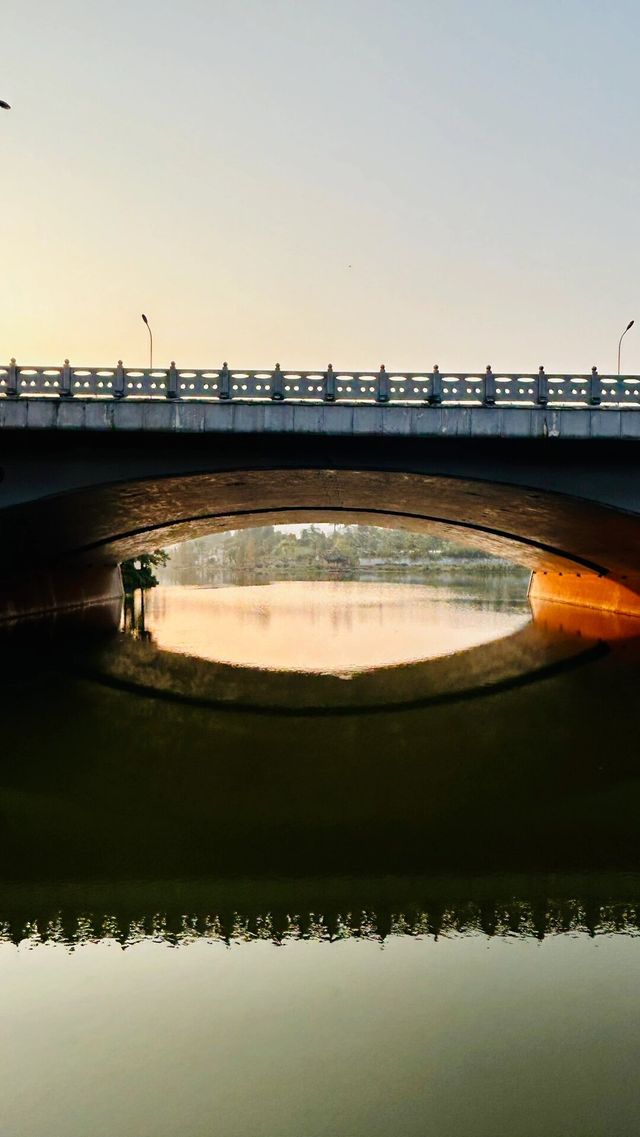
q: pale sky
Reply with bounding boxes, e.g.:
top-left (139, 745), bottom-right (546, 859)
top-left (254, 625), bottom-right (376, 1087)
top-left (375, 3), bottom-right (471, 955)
top-left (2, 0), bottom-right (640, 372)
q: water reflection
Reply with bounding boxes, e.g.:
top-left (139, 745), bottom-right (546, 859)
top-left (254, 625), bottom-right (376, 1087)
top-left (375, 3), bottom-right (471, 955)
top-left (2, 578), bottom-right (640, 891)
top-left (3, 574), bottom-right (640, 1136)
top-left (138, 581), bottom-right (530, 672)
top-left (3, 876), bottom-right (640, 950)
top-left (101, 617), bottom-right (606, 713)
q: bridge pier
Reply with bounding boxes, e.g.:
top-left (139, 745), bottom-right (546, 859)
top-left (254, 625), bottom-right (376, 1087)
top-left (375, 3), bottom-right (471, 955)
top-left (528, 571), bottom-right (640, 619)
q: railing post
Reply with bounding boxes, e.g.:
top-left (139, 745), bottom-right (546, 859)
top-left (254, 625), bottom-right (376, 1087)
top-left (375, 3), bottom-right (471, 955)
top-left (483, 364), bottom-right (495, 406)
top-left (429, 363), bottom-right (441, 405)
top-left (324, 363), bottom-right (336, 402)
top-left (589, 365), bottom-right (601, 406)
top-left (166, 361), bottom-right (178, 400)
top-left (60, 359), bottom-right (73, 398)
top-left (376, 364), bottom-right (389, 403)
top-left (114, 360), bottom-right (126, 399)
top-left (536, 365), bottom-right (548, 406)
top-left (218, 361), bottom-right (230, 400)
top-left (6, 358), bottom-right (18, 398)
top-left (271, 362), bottom-right (284, 401)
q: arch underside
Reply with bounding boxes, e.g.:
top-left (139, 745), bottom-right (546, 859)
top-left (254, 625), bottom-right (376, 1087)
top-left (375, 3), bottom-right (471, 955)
top-left (3, 467), bottom-right (640, 618)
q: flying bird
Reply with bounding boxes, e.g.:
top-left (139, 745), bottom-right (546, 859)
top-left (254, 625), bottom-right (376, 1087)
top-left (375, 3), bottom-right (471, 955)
top-left (0, 101), bottom-right (11, 110)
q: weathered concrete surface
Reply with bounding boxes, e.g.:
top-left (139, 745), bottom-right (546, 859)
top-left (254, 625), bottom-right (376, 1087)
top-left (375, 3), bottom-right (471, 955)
top-left (5, 429), bottom-right (640, 516)
top-left (4, 396), bottom-right (640, 440)
top-left (0, 564), bottom-right (122, 625)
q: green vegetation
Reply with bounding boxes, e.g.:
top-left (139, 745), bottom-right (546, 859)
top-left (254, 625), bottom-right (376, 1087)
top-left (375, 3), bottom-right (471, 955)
top-left (158, 525), bottom-right (527, 587)
top-left (121, 550), bottom-right (170, 595)
top-left (119, 526), bottom-right (529, 597)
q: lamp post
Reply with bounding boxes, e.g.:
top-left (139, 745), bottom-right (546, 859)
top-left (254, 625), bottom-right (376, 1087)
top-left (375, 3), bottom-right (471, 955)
top-left (617, 319), bottom-right (634, 375)
top-left (141, 313), bottom-right (153, 370)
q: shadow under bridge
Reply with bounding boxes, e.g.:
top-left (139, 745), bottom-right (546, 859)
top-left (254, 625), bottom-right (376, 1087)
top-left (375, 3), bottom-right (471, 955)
top-left (2, 433), bottom-right (640, 619)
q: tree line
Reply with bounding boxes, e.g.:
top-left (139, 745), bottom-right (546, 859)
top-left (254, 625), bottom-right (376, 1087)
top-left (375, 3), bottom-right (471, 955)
top-left (145, 525), bottom-right (520, 589)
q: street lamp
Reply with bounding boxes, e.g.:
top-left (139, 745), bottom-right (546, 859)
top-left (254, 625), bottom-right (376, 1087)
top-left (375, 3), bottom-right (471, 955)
top-left (618, 319), bottom-right (634, 375)
top-left (141, 313), bottom-right (153, 370)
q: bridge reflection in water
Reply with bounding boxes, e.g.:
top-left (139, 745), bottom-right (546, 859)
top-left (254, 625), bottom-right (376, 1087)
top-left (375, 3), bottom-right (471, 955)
top-left (1, 578), bottom-right (640, 944)
top-left (4, 576), bottom-right (640, 1137)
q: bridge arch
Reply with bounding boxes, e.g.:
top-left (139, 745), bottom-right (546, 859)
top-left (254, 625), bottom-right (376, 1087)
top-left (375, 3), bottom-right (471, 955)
top-left (3, 452), bottom-right (640, 621)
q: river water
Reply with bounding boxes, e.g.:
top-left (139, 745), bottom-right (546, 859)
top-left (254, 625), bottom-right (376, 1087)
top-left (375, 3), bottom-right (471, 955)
top-left (2, 571), bottom-right (640, 1136)
top-left (142, 580), bottom-right (530, 670)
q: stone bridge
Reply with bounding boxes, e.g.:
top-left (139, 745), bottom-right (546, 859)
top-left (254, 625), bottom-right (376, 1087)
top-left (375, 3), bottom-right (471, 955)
top-left (2, 360), bottom-right (640, 620)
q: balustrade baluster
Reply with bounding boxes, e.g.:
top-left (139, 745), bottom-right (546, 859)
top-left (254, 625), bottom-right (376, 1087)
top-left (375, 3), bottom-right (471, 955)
top-left (271, 363), bottom-right (284, 401)
top-left (166, 361), bottom-right (178, 400)
top-left (536, 365), bottom-right (548, 406)
top-left (6, 358), bottom-right (18, 398)
top-left (376, 364), bottom-right (389, 403)
top-left (114, 360), bottom-right (126, 399)
top-left (324, 363), bottom-right (336, 402)
top-left (483, 365), bottom-right (495, 406)
top-left (429, 364), bottom-right (441, 405)
top-left (60, 359), bottom-right (73, 398)
top-left (218, 362), bottom-right (230, 400)
top-left (589, 366), bottom-right (601, 406)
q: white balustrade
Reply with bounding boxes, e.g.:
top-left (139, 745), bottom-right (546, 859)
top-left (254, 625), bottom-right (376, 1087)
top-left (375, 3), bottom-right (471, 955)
top-left (2, 360), bottom-right (639, 408)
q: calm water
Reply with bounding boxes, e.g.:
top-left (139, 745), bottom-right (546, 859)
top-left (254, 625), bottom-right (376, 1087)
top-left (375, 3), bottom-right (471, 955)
top-left (142, 580), bottom-right (530, 670)
top-left (2, 572), bottom-right (640, 1136)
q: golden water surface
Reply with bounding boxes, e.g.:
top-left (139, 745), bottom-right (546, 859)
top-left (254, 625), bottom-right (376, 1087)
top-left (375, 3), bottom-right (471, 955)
top-left (144, 581), bottom-right (529, 672)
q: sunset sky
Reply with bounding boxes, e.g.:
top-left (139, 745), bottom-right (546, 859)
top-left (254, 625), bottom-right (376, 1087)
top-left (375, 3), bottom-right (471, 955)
top-left (3, 0), bottom-right (640, 372)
